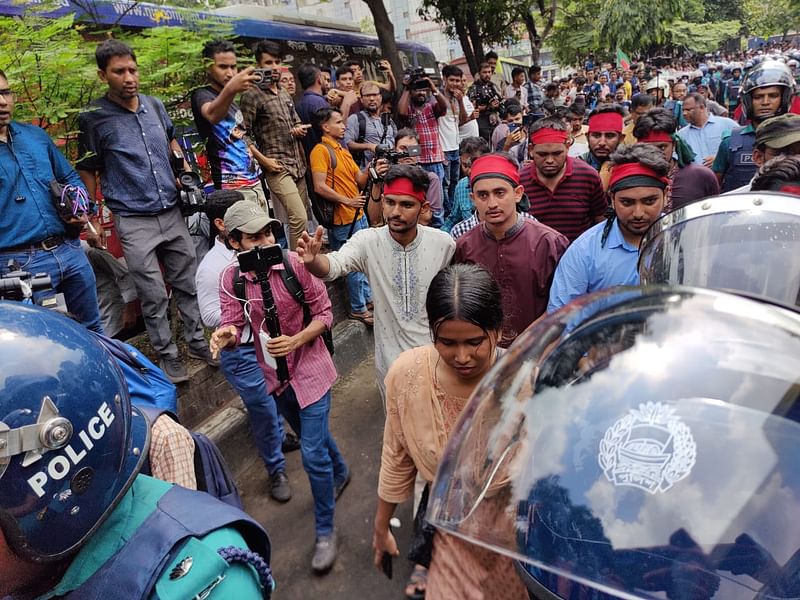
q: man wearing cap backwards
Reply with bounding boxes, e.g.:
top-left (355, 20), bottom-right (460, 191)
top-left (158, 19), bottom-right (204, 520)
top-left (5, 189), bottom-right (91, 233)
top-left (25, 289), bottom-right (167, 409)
top-left (725, 114), bottom-right (800, 193)
top-left (548, 144), bottom-right (669, 312)
top-left (520, 117), bottom-right (608, 243)
top-left (634, 108), bottom-right (719, 211)
top-left (455, 153), bottom-right (568, 346)
top-left (580, 104), bottom-right (625, 190)
top-left (296, 164), bottom-right (455, 399)
top-left (211, 201), bottom-right (349, 573)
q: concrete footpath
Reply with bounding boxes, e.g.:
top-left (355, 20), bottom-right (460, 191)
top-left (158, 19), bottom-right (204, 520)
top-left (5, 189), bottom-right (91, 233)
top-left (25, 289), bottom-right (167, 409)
top-left (177, 312), bottom-right (416, 598)
top-left (236, 355), bottom-right (415, 599)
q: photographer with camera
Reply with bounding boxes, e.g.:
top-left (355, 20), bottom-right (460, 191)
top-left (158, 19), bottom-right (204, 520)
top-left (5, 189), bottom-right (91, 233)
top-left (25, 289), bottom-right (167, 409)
top-left (344, 80), bottom-right (397, 168)
top-left (468, 62), bottom-right (503, 143)
top-left (211, 200), bottom-right (349, 574)
top-left (0, 69), bottom-right (103, 333)
top-left (239, 40), bottom-right (311, 251)
top-left (310, 107), bottom-right (389, 324)
top-left (397, 69), bottom-right (448, 201)
top-left (77, 40), bottom-right (216, 383)
top-left (296, 164), bottom-right (455, 400)
top-left (191, 40), bottom-right (266, 207)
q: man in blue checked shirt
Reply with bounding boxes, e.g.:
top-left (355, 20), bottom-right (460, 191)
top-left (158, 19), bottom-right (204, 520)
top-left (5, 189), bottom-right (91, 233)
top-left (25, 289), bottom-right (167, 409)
top-left (0, 69), bottom-right (103, 333)
top-left (548, 144), bottom-right (668, 312)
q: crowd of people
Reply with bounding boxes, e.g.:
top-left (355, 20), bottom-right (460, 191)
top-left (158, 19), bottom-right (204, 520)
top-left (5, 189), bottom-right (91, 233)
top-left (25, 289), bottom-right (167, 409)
top-left (2, 30), bottom-right (800, 600)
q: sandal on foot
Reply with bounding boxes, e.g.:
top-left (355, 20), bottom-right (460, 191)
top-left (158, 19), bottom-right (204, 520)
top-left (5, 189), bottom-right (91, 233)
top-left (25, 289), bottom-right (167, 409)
top-left (405, 565), bottom-right (428, 600)
top-left (349, 310), bottom-right (374, 326)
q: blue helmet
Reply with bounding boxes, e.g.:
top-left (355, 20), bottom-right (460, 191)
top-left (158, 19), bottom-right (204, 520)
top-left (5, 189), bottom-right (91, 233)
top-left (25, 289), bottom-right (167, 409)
top-left (0, 302), bottom-right (149, 562)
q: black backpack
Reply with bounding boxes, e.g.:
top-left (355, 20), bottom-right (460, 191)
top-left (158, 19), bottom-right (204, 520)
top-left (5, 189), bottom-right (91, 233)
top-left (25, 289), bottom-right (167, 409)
top-left (233, 250), bottom-right (334, 355)
top-left (307, 142), bottom-right (338, 229)
top-left (138, 406), bottom-right (244, 509)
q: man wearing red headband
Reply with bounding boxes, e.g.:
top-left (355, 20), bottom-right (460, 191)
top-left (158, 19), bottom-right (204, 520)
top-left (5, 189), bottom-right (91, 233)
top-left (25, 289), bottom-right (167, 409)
top-left (634, 108), bottom-right (719, 211)
top-left (579, 105), bottom-right (625, 190)
top-left (520, 117), bottom-right (607, 243)
top-left (455, 153), bottom-right (568, 346)
top-left (297, 164), bottom-right (455, 398)
top-left (548, 145), bottom-right (668, 312)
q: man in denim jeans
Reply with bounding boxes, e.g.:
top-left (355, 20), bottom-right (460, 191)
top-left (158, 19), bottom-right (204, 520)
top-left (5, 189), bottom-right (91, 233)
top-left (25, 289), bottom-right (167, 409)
top-left (438, 65), bottom-right (474, 214)
top-left (212, 201), bottom-right (349, 573)
top-left (0, 69), bottom-right (103, 333)
top-left (196, 190), bottom-right (293, 503)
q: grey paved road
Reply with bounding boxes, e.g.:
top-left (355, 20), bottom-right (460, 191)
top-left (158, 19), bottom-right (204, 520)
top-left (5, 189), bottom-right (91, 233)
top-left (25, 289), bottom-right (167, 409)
top-left (237, 356), bottom-right (415, 600)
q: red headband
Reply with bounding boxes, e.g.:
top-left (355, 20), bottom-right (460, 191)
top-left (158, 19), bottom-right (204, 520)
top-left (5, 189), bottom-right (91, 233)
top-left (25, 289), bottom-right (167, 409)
top-left (383, 177), bottom-right (426, 202)
top-left (588, 112), bottom-right (624, 133)
top-left (469, 154), bottom-right (521, 187)
top-left (608, 163), bottom-right (671, 190)
top-left (637, 131), bottom-right (673, 144)
top-left (530, 128), bottom-right (570, 145)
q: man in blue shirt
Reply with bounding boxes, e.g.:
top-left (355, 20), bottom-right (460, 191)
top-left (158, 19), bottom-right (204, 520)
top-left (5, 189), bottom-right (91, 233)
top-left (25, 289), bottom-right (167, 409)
top-left (77, 40), bottom-right (217, 383)
top-left (0, 69), bottom-right (103, 332)
top-left (296, 62), bottom-right (332, 156)
top-left (678, 92), bottom-right (738, 167)
top-left (548, 144), bottom-right (669, 312)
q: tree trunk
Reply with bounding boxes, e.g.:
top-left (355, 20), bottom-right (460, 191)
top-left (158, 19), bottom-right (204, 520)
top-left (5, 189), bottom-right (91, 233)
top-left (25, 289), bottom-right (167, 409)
top-left (454, 12), bottom-right (478, 73)
top-left (465, 11), bottom-right (485, 65)
top-left (524, 11), bottom-right (541, 64)
top-left (362, 0), bottom-right (404, 83)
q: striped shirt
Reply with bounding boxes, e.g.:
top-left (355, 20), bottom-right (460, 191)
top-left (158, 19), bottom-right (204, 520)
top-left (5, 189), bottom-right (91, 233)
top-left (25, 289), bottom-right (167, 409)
top-left (219, 250), bottom-right (336, 409)
top-left (520, 157), bottom-right (608, 243)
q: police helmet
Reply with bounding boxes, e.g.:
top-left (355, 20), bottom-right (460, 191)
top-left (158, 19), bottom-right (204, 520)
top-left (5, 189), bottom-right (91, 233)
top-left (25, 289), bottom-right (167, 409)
top-left (0, 302), bottom-right (148, 562)
top-left (639, 192), bottom-right (800, 308)
top-left (428, 285), bottom-right (800, 599)
top-left (741, 60), bottom-right (796, 120)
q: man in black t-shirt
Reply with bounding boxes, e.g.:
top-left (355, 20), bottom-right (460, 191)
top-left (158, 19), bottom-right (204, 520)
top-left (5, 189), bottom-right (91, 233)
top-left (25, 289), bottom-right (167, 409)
top-left (191, 40), bottom-right (268, 209)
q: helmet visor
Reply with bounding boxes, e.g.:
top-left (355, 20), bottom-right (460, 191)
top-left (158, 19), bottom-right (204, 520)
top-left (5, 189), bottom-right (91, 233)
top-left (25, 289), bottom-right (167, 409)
top-left (428, 287), bottom-right (800, 599)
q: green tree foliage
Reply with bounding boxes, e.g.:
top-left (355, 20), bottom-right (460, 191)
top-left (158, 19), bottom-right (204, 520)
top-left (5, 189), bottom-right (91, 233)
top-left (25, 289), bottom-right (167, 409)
top-left (597, 0), bottom-right (683, 55)
top-left (742, 0), bottom-right (800, 38)
top-left (0, 7), bottom-right (229, 157)
top-left (667, 19), bottom-right (742, 53)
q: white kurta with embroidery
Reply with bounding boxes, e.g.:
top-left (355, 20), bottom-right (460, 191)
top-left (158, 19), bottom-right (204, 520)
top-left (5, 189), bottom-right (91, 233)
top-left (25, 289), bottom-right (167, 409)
top-left (324, 225), bottom-right (456, 390)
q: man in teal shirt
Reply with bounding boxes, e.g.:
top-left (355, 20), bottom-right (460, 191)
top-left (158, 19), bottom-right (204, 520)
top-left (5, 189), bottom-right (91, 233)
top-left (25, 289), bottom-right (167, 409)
top-left (0, 302), bottom-right (271, 600)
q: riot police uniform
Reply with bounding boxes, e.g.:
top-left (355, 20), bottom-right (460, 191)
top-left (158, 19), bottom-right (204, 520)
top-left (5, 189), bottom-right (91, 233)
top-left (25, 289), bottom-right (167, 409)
top-left (0, 302), bottom-right (273, 600)
top-left (713, 61), bottom-right (796, 192)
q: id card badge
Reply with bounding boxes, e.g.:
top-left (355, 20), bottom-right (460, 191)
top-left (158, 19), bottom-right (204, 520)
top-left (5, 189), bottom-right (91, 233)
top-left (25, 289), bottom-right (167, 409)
top-left (258, 330), bottom-right (278, 370)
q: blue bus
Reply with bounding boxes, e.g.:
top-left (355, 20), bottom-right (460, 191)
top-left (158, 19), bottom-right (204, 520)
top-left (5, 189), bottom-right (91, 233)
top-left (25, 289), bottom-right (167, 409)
top-left (0, 0), bottom-right (438, 81)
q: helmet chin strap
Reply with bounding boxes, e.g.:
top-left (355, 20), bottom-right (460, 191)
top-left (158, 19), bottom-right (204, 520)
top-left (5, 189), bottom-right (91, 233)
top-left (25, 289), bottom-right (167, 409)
top-left (0, 396), bottom-right (72, 470)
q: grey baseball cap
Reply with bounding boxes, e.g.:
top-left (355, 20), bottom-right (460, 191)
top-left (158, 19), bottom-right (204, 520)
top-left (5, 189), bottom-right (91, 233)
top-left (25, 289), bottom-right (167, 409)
top-left (223, 200), bottom-right (281, 235)
top-left (755, 114), bottom-right (800, 149)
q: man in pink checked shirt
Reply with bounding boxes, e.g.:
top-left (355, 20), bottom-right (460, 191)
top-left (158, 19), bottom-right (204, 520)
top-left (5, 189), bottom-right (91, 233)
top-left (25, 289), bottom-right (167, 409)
top-left (210, 200), bottom-right (349, 574)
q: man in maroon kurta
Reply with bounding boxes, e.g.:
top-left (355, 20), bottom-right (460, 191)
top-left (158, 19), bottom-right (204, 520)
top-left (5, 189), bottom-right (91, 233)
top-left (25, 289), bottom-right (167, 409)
top-left (455, 153), bottom-right (568, 347)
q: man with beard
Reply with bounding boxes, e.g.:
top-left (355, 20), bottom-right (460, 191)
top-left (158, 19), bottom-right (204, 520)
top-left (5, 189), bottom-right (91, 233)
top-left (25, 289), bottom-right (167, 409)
top-left (454, 153), bottom-right (568, 346)
top-left (296, 164), bottom-right (455, 399)
top-left (398, 72), bottom-right (448, 200)
top-left (468, 62), bottom-right (502, 142)
top-left (548, 144), bottom-right (668, 312)
top-left (635, 107), bottom-right (719, 211)
top-left (520, 117), bottom-right (607, 243)
top-left (345, 80), bottom-right (397, 168)
top-left (713, 61), bottom-right (796, 192)
top-left (677, 92), bottom-right (738, 167)
top-left (580, 104), bottom-right (625, 190)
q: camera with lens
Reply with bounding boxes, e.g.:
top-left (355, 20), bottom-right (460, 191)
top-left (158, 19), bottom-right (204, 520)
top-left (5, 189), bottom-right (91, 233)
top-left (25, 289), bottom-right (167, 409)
top-left (405, 66), bottom-right (431, 91)
top-left (472, 80), bottom-right (500, 107)
top-left (176, 170), bottom-right (207, 216)
top-left (253, 68), bottom-right (277, 90)
top-left (0, 261), bottom-right (67, 313)
top-left (370, 145), bottom-right (421, 180)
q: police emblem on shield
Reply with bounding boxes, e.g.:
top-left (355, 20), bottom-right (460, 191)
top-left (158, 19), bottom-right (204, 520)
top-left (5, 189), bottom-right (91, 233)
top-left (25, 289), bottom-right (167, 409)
top-left (598, 402), bottom-right (696, 494)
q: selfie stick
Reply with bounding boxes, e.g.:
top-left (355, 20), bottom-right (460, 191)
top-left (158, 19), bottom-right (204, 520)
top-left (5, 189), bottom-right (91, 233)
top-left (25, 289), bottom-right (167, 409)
top-left (254, 270), bottom-right (290, 382)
